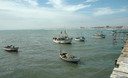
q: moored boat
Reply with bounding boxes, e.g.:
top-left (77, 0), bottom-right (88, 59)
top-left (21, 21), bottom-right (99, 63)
top-left (92, 34), bottom-right (105, 39)
top-left (59, 53), bottom-right (80, 63)
top-left (110, 30), bottom-right (116, 36)
top-left (3, 45), bottom-right (19, 52)
top-left (75, 36), bottom-right (85, 42)
top-left (53, 30), bottom-right (73, 44)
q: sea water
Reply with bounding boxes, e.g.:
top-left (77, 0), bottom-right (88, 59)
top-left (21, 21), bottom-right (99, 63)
top-left (0, 29), bottom-right (125, 78)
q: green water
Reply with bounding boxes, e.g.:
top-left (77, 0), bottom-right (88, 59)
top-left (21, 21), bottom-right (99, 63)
top-left (0, 29), bottom-right (124, 78)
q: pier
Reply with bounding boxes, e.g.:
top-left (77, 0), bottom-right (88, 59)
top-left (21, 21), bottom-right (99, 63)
top-left (110, 39), bottom-right (128, 78)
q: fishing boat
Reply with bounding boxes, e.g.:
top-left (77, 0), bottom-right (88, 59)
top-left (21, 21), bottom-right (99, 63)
top-left (92, 34), bottom-right (105, 39)
top-left (59, 53), bottom-right (80, 63)
top-left (110, 30), bottom-right (116, 36)
top-left (75, 33), bottom-right (85, 42)
top-left (92, 31), bottom-right (105, 39)
top-left (75, 36), bottom-right (85, 42)
top-left (53, 30), bottom-right (73, 44)
top-left (3, 45), bottom-right (19, 52)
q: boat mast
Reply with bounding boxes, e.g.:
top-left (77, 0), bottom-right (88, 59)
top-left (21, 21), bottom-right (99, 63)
top-left (64, 30), bottom-right (68, 37)
top-left (61, 30), bottom-right (68, 37)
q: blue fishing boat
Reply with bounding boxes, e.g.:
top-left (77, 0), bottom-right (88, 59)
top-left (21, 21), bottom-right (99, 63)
top-left (75, 33), bottom-right (85, 41)
top-left (75, 36), bottom-right (85, 41)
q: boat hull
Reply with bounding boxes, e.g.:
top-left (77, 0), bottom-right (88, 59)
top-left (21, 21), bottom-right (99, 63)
top-left (53, 39), bottom-right (72, 44)
top-left (75, 38), bottom-right (85, 42)
top-left (92, 35), bottom-right (105, 39)
top-left (3, 48), bottom-right (18, 52)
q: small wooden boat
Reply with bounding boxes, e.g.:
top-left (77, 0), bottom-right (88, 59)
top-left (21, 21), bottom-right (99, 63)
top-left (59, 53), bottom-right (80, 63)
top-left (3, 45), bottom-right (19, 52)
top-left (75, 36), bottom-right (85, 42)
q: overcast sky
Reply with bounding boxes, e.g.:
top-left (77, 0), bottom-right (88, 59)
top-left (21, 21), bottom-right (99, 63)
top-left (0, 0), bottom-right (128, 30)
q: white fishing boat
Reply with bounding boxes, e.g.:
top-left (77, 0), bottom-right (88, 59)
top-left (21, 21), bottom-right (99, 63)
top-left (75, 36), bottom-right (85, 42)
top-left (53, 30), bottom-right (73, 44)
top-left (3, 45), bottom-right (19, 52)
top-left (59, 53), bottom-right (80, 63)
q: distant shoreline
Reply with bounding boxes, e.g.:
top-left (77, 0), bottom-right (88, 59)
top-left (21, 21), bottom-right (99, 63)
top-left (79, 26), bottom-right (128, 29)
top-left (0, 26), bottom-right (128, 30)
top-left (44, 26), bottom-right (128, 30)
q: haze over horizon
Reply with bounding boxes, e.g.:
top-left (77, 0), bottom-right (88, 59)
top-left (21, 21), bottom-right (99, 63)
top-left (0, 0), bottom-right (128, 30)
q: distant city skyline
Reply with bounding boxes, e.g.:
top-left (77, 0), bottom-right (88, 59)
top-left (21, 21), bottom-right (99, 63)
top-left (0, 0), bottom-right (128, 30)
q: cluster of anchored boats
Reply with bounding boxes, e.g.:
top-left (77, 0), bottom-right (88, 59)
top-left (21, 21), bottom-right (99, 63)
top-left (53, 30), bottom-right (106, 63)
top-left (3, 30), bottom-right (105, 64)
top-left (53, 31), bottom-right (105, 44)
